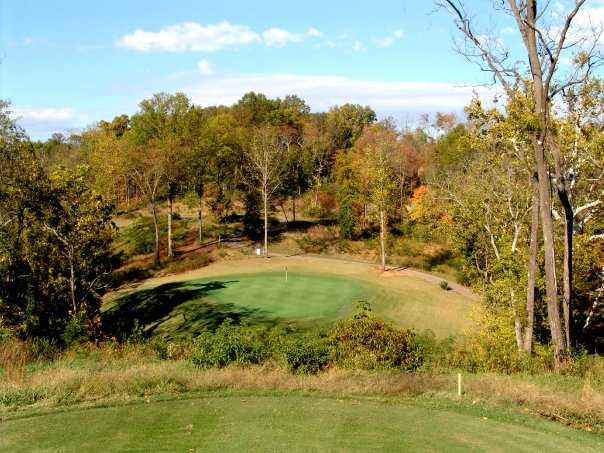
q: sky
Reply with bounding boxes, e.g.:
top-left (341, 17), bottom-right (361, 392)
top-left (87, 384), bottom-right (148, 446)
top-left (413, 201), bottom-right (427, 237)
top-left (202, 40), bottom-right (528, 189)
top-left (1, 0), bottom-right (603, 139)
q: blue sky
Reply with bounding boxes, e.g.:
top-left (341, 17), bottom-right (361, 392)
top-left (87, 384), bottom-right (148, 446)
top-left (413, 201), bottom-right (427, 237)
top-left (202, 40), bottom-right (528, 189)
top-left (1, 0), bottom-right (601, 139)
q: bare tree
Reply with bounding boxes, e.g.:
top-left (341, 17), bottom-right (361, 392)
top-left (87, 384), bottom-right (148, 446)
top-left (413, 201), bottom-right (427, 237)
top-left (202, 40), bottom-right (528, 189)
top-left (437, 0), bottom-right (601, 367)
top-left (247, 127), bottom-right (288, 258)
top-left (128, 144), bottom-right (165, 265)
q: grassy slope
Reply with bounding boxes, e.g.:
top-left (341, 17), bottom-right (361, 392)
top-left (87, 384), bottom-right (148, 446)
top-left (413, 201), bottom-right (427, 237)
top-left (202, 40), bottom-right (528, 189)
top-left (105, 256), bottom-right (474, 338)
top-left (1, 393), bottom-right (602, 452)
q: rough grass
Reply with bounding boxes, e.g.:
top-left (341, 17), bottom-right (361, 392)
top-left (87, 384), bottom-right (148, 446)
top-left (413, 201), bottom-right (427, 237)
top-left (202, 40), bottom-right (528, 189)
top-left (1, 343), bottom-right (603, 435)
top-left (104, 256), bottom-right (474, 338)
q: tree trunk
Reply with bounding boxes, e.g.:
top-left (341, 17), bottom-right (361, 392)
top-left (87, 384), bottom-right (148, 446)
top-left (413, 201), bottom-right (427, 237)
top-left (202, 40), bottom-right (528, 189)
top-left (512, 288), bottom-right (524, 351)
top-left (524, 177), bottom-right (539, 353)
top-left (167, 190), bottom-right (174, 258)
top-left (552, 133), bottom-right (574, 349)
top-left (292, 195), bottom-right (296, 223)
top-left (263, 189), bottom-right (269, 258)
top-left (124, 175), bottom-right (130, 211)
top-left (68, 248), bottom-right (77, 315)
top-left (281, 204), bottom-right (289, 226)
top-left (559, 187), bottom-right (573, 348)
top-left (525, 0), bottom-right (566, 367)
top-left (534, 138), bottom-right (566, 365)
top-left (151, 201), bottom-right (160, 265)
top-left (197, 185), bottom-right (204, 244)
top-left (379, 209), bottom-right (386, 271)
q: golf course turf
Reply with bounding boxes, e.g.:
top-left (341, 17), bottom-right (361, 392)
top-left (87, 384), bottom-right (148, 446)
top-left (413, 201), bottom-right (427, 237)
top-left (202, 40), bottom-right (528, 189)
top-left (2, 393), bottom-right (602, 452)
top-left (105, 272), bottom-right (366, 338)
top-left (104, 256), bottom-right (475, 338)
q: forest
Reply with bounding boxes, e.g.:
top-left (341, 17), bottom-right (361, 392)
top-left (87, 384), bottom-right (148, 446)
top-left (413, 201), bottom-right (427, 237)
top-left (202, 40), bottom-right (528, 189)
top-left (2, 78), bottom-right (602, 358)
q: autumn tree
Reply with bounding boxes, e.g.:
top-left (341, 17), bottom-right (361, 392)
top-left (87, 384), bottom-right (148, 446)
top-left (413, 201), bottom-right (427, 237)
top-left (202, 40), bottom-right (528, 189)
top-left (1, 104), bottom-right (116, 340)
top-left (130, 92), bottom-right (192, 259)
top-left (355, 122), bottom-right (398, 270)
top-left (246, 126), bottom-right (288, 257)
top-left (438, 0), bottom-right (601, 366)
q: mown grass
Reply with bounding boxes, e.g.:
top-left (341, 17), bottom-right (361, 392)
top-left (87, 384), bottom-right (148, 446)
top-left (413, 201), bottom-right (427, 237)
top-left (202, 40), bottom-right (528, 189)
top-left (104, 256), bottom-right (474, 339)
top-left (2, 391), bottom-right (603, 452)
top-left (104, 272), bottom-right (366, 339)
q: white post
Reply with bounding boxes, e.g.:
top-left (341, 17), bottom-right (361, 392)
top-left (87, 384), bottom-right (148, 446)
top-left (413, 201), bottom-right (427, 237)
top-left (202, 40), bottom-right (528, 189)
top-left (457, 373), bottom-right (462, 397)
top-left (285, 266), bottom-right (288, 282)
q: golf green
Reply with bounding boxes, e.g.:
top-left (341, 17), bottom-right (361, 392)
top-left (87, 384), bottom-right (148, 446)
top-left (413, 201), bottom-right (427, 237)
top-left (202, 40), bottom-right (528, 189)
top-left (104, 272), bottom-right (368, 338)
top-left (2, 395), bottom-right (601, 452)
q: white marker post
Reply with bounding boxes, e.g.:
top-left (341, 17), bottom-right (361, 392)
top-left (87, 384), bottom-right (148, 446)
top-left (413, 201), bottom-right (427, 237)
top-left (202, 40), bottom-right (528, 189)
top-left (457, 372), bottom-right (462, 397)
top-left (285, 266), bottom-right (288, 282)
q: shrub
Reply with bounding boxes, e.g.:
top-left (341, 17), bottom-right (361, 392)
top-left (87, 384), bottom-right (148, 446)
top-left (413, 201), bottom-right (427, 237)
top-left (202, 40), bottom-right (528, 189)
top-left (295, 225), bottom-right (339, 254)
top-left (448, 306), bottom-right (550, 374)
top-left (62, 313), bottom-right (90, 346)
top-left (440, 280), bottom-right (450, 291)
top-left (283, 337), bottom-right (330, 374)
top-left (337, 198), bottom-right (356, 239)
top-left (191, 321), bottom-right (269, 368)
top-left (328, 302), bottom-right (423, 370)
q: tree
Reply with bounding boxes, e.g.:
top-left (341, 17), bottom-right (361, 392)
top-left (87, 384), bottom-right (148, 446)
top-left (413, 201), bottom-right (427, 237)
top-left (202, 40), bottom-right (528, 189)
top-left (438, 0), bottom-right (601, 366)
top-left (439, 99), bottom-right (536, 352)
top-left (246, 126), bottom-right (288, 257)
top-left (1, 105), bottom-right (116, 340)
top-left (184, 106), bottom-right (212, 243)
top-left (130, 92), bottom-right (191, 259)
top-left (40, 166), bottom-right (117, 322)
top-left (326, 104), bottom-right (377, 150)
top-left (125, 141), bottom-right (165, 265)
top-left (356, 122), bottom-right (398, 270)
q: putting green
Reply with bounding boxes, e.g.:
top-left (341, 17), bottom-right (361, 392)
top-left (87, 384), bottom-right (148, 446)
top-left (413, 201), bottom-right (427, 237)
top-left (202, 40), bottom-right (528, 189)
top-left (105, 256), bottom-right (476, 338)
top-left (104, 272), bottom-right (368, 338)
top-left (1, 395), bottom-right (601, 452)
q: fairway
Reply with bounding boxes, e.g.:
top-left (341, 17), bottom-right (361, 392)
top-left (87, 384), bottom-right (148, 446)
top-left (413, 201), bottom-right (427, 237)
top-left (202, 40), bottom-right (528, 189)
top-left (1, 394), bottom-right (602, 452)
top-left (104, 256), bottom-right (475, 338)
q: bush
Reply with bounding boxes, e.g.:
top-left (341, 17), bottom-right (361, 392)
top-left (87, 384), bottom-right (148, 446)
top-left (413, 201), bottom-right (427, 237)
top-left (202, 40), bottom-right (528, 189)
top-left (440, 280), bottom-right (450, 291)
top-left (191, 321), bottom-right (269, 368)
top-left (295, 225), bottom-right (339, 254)
top-left (447, 306), bottom-right (554, 374)
top-left (328, 302), bottom-right (424, 370)
top-left (337, 198), bottom-right (356, 239)
top-left (62, 313), bottom-right (90, 346)
top-left (283, 337), bottom-right (330, 374)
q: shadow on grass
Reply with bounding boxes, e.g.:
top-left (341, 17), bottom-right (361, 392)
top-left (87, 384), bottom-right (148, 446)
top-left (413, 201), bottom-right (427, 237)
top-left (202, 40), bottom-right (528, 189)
top-left (103, 280), bottom-right (277, 340)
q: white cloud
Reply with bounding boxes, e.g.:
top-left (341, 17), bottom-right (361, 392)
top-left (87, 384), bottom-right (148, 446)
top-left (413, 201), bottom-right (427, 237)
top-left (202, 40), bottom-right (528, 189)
top-left (307, 27), bottom-right (323, 38)
top-left (8, 36), bottom-right (51, 48)
top-left (12, 106), bottom-right (75, 121)
top-left (117, 21), bottom-right (261, 52)
top-left (184, 73), bottom-right (494, 115)
top-left (373, 37), bottom-right (394, 47)
top-left (372, 29), bottom-right (404, 48)
top-left (262, 27), bottom-right (304, 47)
top-left (501, 26), bottom-right (516, 35)
top-left (10, 106), bottom-right (89, 140)
top-left (352, 40), bottom-right (366, 52)
top-left (117, 21), bottom-right (323, 52)
top-left (197, 59), bottom-right (214, 75)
